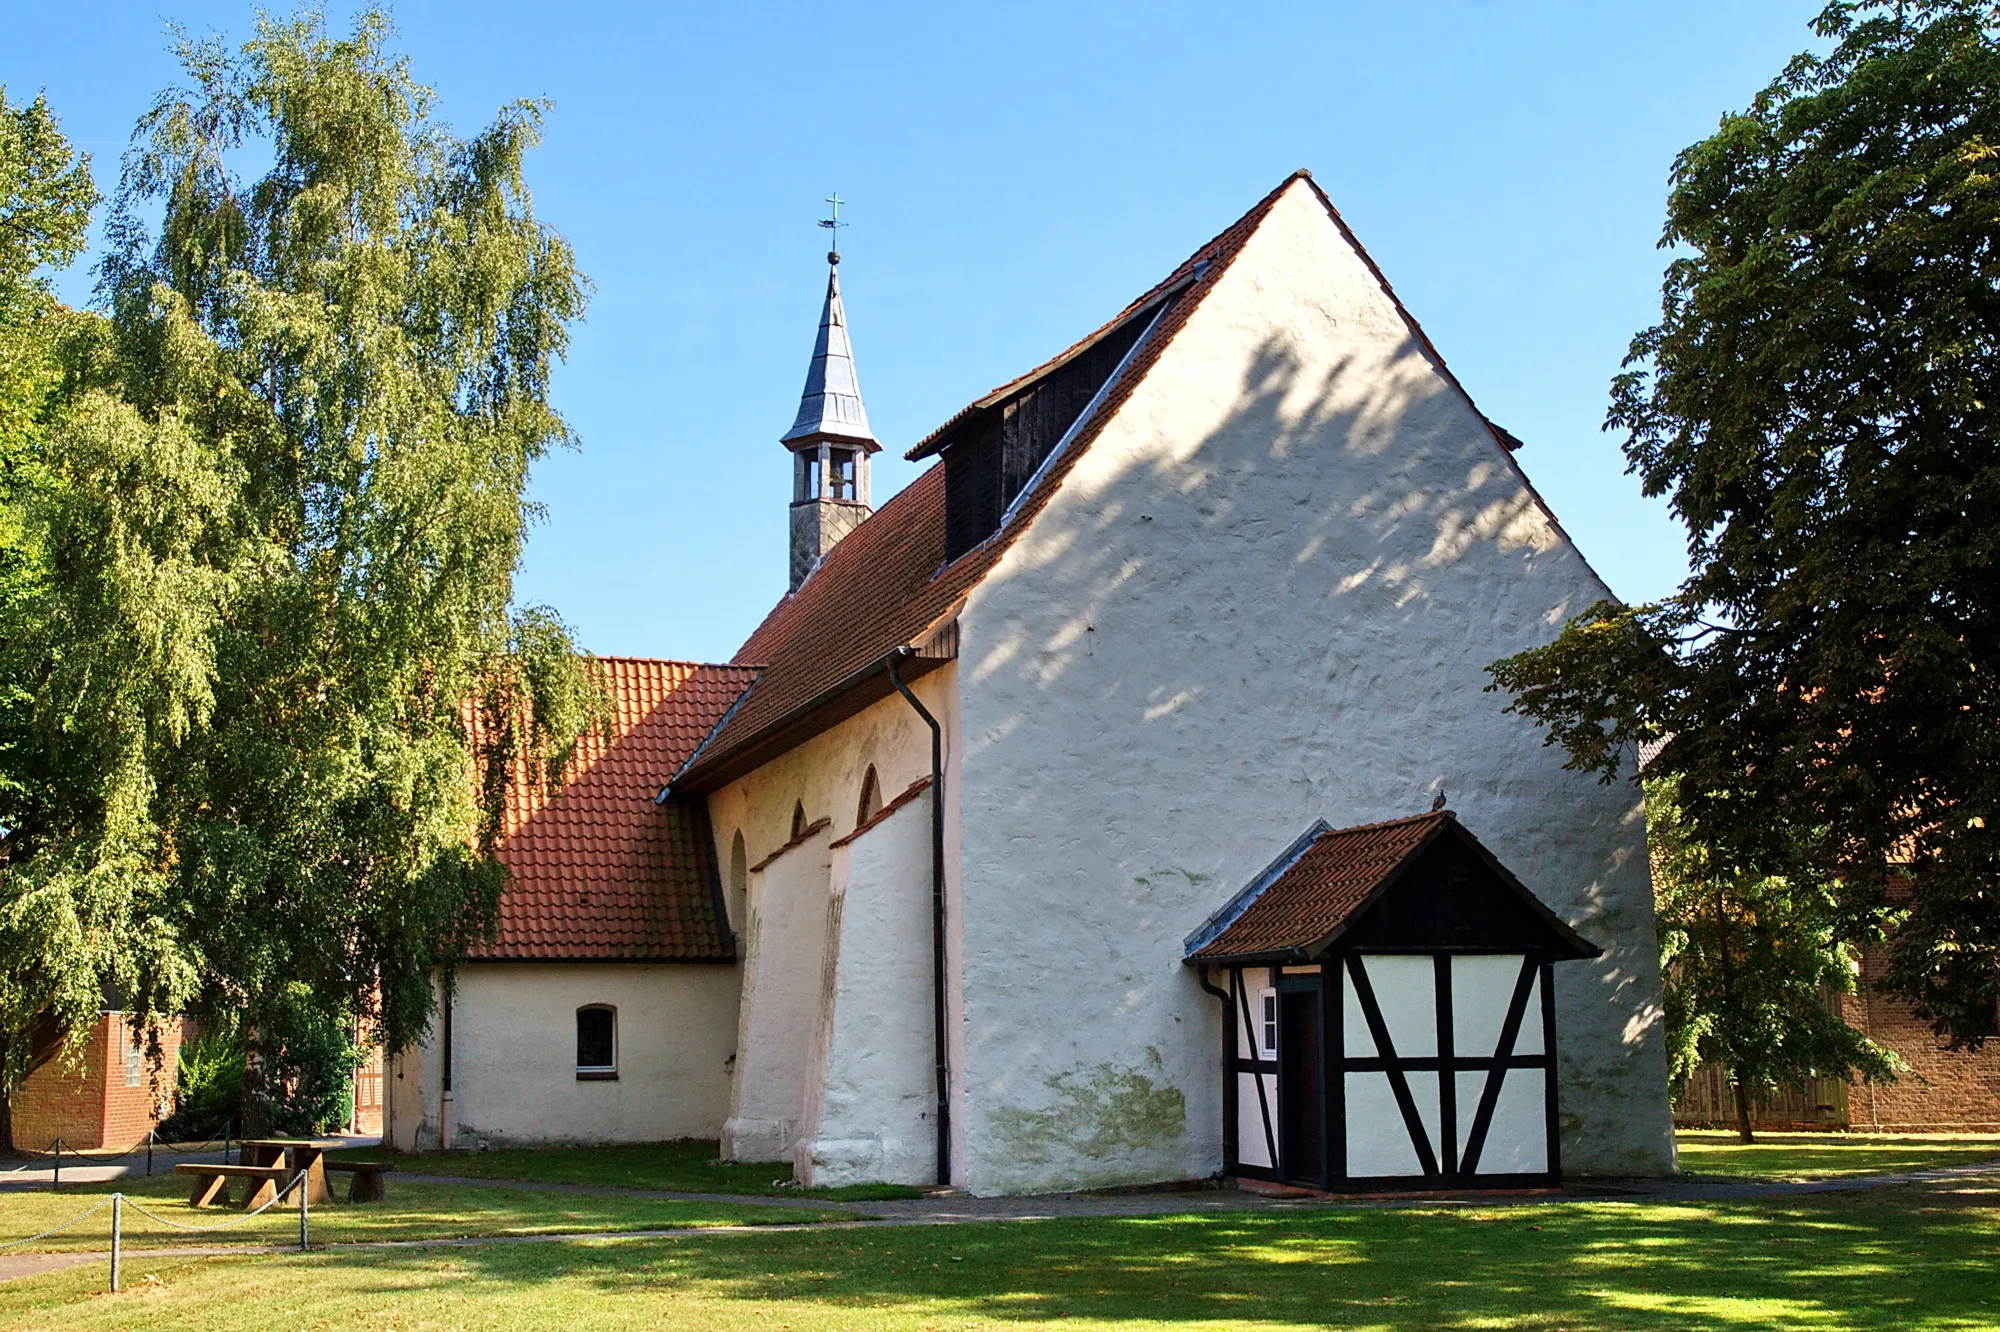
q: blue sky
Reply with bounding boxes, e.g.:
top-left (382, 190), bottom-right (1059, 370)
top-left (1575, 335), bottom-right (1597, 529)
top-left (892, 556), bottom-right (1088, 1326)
top-left (8, 1), bottom-right (1823, 661)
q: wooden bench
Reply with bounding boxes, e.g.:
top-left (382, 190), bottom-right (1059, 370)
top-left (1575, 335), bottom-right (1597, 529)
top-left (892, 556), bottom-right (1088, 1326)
top-left (174, 1162), bottom-right (295, 1209)
top-left (326, 1160), bottom-right (394, 1203)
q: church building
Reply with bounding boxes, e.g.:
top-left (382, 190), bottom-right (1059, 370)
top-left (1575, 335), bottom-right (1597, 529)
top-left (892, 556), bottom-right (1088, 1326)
top-left (383, 171), bottom-right (1678, 1194)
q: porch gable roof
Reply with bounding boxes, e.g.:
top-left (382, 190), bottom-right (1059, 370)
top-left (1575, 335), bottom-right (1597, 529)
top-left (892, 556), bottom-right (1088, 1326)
top-left (1185, 812), bottom-right (1599, 966)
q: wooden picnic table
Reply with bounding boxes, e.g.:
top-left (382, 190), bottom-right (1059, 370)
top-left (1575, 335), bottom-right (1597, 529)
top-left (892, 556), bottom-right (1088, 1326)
top-left (238, 1138), bottom-right (334, 1205)
top-left (173, 1161), bottom-right (293, 1209)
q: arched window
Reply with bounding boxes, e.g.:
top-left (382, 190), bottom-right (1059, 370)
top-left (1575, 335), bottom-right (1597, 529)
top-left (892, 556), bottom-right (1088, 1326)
top-left (857, 766), bottom-right (883, 826)
top-left (576, 1005), bottom-right (617, 1080)
top-left (727, 830), bottom-right (748, 932)
top-left (791, 801), bottom-right (809, 839)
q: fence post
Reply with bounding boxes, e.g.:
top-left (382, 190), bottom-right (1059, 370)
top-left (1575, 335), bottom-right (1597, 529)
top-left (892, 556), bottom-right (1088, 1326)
top-left (224, 1123), bottom-right (231, 1165)
top-left (298, 1173), bottom-right (309, 1251)
top-left (110, 1193), bottom-right (122, 1293)
top-left (50, 1139), bottom-right (60, 1192)
top-left (146, 1129), bottom-right (155, 1178)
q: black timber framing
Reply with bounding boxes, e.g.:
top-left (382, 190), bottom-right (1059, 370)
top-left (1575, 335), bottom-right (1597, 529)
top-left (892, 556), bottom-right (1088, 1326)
top-left (1228, 968), bottom-right (1280, 1181)
top-left (1220, 952), bottom-right (1563, 1192)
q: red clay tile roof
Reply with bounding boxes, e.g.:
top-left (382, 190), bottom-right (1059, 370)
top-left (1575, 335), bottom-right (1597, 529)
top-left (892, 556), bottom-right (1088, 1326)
top-left (1188, 812), bottom-right (1599, 963)
top-left (1191, 813), bottom-right (1453, 962)
top-left (470, 657), bottom-right (761, 962)
top-left (677, 176), bottom-right (1300, 789)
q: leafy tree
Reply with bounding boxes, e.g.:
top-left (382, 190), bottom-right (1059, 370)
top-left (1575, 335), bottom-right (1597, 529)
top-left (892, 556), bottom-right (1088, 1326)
top-left (0, 87), bottom-right (103, 1147)
top-left (1490, 0), bottom-right (2000, 1048)
top-left (0, 87), bottom-right (96, 816)
top-left (0, 11), bottom-right (602, 1142)
top-left (1648, 774), bottom-right (1898, 1142)
top-left (156, 1028), bottom-right (245, 1141)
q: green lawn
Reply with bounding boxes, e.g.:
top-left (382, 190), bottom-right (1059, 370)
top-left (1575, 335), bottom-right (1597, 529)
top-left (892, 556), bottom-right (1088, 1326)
top-left (0, 1173), bottom-right (841, 1255)
top-left (1674, 1130), bottom-right (2000, 1181)
top-left (331, 1139), bottom-right (927, 1201)
top-left (3, 1181), bottom-right (1996, 1330)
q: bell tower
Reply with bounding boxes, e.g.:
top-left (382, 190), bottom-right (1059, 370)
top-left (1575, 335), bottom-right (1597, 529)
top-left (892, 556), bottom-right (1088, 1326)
top-left (782, 198), bottom-right (879, 591)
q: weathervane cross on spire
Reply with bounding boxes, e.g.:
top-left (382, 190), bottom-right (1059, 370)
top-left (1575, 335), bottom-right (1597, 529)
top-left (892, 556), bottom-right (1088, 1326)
top-left (819, 192), bottom-right (846, 265)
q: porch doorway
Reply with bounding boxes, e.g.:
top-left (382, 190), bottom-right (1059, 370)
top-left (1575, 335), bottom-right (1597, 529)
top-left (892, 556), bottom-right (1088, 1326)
top-left (1277, 985), bottom-right (1323, 1185)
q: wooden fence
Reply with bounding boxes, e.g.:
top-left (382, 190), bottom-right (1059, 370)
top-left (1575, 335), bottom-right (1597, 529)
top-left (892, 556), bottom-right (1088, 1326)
top-left (1673, 1063), bottom-right (1850, 1129)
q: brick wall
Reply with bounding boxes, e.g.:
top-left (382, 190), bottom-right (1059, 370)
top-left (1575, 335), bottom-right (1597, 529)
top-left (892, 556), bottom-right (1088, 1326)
top-left (10, 1017), bottom-right (109, 1150)
top-left (100, 1013), bottom-right (183, 1149)
top-left (1844, 952), bottom-right (2000, 1132)
top-left (8, 1013), bottom-right (183, 1151)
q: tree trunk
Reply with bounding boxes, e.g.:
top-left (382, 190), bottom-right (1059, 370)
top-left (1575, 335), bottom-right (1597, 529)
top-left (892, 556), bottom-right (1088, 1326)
top-left (239, 1031), bottom-right (270, 1139)
top-left (1732, 1080), bottom-right (1755, 1144)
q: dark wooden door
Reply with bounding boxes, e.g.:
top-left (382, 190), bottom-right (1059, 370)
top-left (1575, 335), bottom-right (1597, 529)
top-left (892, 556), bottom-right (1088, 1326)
top-left (1279, 987), bottom-right (1323, 1185)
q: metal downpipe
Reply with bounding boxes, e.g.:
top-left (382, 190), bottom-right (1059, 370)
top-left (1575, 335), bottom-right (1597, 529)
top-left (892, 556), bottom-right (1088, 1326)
top-left (888, 647), bottom-right (951, 1188)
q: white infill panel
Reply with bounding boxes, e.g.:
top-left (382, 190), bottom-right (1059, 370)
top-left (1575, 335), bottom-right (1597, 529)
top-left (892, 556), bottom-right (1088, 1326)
top-left (1343, 966), bottom-right (1376, 1058)
top-left (1455, 1070), bottom-right (1489, 1160)
top-left (1476, 1068), bottom-right (1548, 1175)
top-left (1451, 955), bottom-right (1524, 1058)
top-left (1512, 971), bottom-right (1545, 1057)
top-left (1344, 1072), bottom-right (1424, 1177)
top-left (1359, 955), bottom-right (1436, 1058)
top-left (1238, 968), bottom-right (1274, 1060)
top-left (1403, 1070), bottom-right (1441, 1166)
top-left (1235, 1073), bottom-right (1276, 1168)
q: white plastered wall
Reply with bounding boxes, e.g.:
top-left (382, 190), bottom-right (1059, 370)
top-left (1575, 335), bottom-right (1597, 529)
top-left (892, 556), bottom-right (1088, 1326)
top-left (706, 666), bottom-right (960, 1170)
top-left (795, 792), bottom-right (938, 1186)
top-left (724, 825), bottom-right (832, 1161)
top-left (951, 178), bottom-right (1673, 1193)
top-left (382, 963), bottom-right (737, 1149)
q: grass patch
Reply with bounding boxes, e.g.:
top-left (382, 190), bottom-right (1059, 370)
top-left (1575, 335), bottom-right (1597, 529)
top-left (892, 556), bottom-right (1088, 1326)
top-left (0, 1174), bottom-right (843, 1254)
top-left (1675, 1130), bottom-right (2000, 1181)
top-left (2, 1180), bottom-right (1996, 1329)
top-left (334, 1140), bottom-right (927, 1200)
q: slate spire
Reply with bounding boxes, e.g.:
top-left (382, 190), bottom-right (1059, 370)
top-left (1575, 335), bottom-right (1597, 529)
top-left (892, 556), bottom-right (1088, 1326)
top-left (782, 258), bottom-right (877, 449)
top-left (782, 236), bottom-right (882, 592)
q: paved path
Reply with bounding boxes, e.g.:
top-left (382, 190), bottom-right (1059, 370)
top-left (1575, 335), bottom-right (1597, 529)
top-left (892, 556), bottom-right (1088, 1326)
top-left (4, 1157), bottom-right (1995, 1286)
top-left (0, 1136), bottom-right (380, 1192)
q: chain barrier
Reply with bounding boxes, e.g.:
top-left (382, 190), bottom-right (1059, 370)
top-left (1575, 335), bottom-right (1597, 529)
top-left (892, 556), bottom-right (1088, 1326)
top-left (0, 1197), bottom-right (111, 1252)
top-left (5, 1132), bottom-right (234, 1165)
top-left (4, 1129), bottom-right (244, 1188)
top-left (0, 1169), bottom-right (310, 1294)
top-left (119, 1171), bottom-right (306, 1233)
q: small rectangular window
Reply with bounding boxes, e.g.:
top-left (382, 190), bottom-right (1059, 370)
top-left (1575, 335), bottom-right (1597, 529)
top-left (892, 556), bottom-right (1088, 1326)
top-left (576, 1006), bottom-right (617, 1080)
top-left (124, 1044), bottom-right (143, 1088)
top-left (1261, 991), bottom-right (1278, 1055)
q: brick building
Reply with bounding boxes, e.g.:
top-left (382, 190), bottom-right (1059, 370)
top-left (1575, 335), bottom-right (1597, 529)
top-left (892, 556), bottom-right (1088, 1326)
top-left (8, 1016), bottom-right (385, 1149)
top-left (1841, 952), bottom-right (2000, 1132)
top-left (1676, 949), bottom-right (2000, 1132)
top-left (8, 1012), bottom-right (183, 1152)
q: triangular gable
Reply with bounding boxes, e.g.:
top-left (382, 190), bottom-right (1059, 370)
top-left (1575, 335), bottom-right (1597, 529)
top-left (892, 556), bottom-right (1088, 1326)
top-left (1186, 813), bottom-right (1598, 965)
top-left (675, 169), bottom-right (1600, 792)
